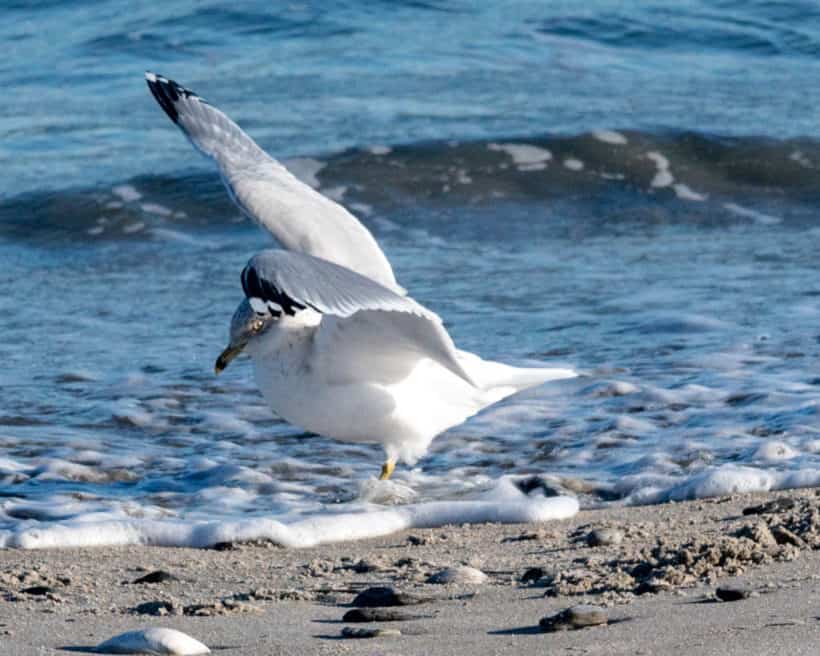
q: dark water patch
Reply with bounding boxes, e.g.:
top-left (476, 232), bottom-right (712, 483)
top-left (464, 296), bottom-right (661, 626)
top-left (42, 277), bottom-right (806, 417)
top-left (3, 132), bottom-right (820, 244)
top-left (534, 7), bottom-right (820, 57)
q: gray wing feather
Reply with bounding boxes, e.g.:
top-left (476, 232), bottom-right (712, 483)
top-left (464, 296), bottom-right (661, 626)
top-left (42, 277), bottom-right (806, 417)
top-left (145, 72), bottom-right (400, 291)
top-left (244, 250), bottom-right (476, 386)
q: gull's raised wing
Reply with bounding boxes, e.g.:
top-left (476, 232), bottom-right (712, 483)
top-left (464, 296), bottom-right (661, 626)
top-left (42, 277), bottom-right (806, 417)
top-left (145, 72), bottom-right (399, 291)
top-left (241, 250), bottom-right (476, 386)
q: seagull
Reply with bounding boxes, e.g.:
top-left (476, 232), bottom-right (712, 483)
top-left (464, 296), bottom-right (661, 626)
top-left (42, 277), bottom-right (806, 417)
top-left (145, 72), bottom-right (576, 480)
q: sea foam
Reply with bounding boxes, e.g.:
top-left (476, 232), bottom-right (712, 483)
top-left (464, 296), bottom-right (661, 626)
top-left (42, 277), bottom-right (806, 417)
top-left (0, 478), bottom-right (578, 550)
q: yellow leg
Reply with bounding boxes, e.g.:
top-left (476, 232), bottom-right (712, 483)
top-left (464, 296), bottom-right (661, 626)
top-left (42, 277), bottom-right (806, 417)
top-left (379, 460), bottom-right (396, 480)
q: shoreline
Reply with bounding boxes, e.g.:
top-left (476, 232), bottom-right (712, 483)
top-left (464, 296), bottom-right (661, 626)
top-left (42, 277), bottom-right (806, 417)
top-left (2, 488), bottom-right (819, 655)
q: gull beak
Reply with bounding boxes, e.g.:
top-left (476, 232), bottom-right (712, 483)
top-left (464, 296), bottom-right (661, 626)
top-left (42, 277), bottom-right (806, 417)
top-left (214, 342), bottom-right (246, 375)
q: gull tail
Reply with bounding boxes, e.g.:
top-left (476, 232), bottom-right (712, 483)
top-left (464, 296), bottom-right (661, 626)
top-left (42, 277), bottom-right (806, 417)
top-left (144, 71), bottom-right (265, 167)
top-left (456, 349), bottom-right (577, 400)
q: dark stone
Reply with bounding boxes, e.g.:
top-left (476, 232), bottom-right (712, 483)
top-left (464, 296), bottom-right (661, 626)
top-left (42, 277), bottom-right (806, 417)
top-left (771, 526), bottom-right (803, 547)
top-left (540, 605), bottom-right (608, 632)
top-left (587, 528), bottom-right (624, 547)
top-left (521, 567), bottom-right (547, 584)
top-left (350, 586), bottom-right (431, 607)
top-left (132, 600), bottom-right (176, 615)
top-left (211, 541), bottom-right (237, 551)
top-left (715, 585), bottom-right (752, 602)
top-left (20, 586), bottom-right (53, 596)
top-left (742, 498), bottom-right (796, 516)
top-left (131, 570), bottom-right (178, 584)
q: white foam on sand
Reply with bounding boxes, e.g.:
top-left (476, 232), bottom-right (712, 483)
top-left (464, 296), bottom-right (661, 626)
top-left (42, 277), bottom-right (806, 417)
top-left (95, 628), bottom-right (210, 655)
top-left (624, 465), bottom-right (774, 504)
top-left (0, 478), bottom-right (578, 550)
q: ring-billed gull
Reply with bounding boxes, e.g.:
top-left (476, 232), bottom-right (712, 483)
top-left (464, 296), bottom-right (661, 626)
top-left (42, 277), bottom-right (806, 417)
top-left (145, 72), bottom-right (576, 480)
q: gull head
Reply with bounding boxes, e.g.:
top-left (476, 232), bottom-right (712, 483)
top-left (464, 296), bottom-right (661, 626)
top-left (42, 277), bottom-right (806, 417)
top-left (214, 298), bottom-right (278, 374)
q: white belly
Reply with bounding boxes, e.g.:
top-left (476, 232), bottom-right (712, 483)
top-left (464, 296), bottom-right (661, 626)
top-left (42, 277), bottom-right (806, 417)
top-left (244, 313), bottom-right (564, 465)
top-left (250, 338), bottom-right (493, 464)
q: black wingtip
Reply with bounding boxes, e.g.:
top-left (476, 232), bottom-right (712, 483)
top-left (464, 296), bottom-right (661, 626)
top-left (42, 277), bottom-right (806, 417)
top-left (145, 71), bottom-right (179, 123)
top-left (145, 72), bottom-right (205, 125)
top-left (241, 263), bottom-right (307, 317)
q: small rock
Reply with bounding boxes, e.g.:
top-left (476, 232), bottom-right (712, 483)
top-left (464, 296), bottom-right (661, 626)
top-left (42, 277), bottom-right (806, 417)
top-left (343, 608), bottom-right (421, 622)
top-left (341, 627), bottom-right (401, 639)
top-left (131, 570), bottom-right (179, 585)
top-left (587, 528), bottom-right (624, 547)
top-left (133, 600), bottom-right (178, 616)
top-left (20, 586), bottom-right (53, 596)
top-left (521, 567), bottom-right (547, 584)
top-left (343, 559), bottom-right (380, 573)
top-left (183, 600), bottom-right (261, 616)
top-left (210, 542), bottom-right (236, 551)
top-left (770, 526), bottom-right (804, 547)
top-left (427, 566), bottom-right (487, 585)
top-left (407, 535), bottom-right (428, 546)
top-left (742, 498), bottom-right (796, 516)
top-left (351, 586), bottom-right (431, 607)
top-left (540, 605), bottom-right (608, 632)
top-left (715, 585), bottom-right (752, 602)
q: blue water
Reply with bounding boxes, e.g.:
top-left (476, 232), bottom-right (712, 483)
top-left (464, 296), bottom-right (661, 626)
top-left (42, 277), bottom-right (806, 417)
top-left (1, 1), bottom-right (819, 546)
top-left (4, 0), bottom-right (820, 196)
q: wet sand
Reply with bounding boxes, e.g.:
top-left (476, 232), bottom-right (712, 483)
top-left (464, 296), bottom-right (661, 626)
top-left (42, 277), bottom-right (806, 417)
top-left (2, 488), bottom-right (819, 655)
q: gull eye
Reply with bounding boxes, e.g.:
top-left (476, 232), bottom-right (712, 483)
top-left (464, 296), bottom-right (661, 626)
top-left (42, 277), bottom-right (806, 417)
top-left (251, 319), bottom-right (264, 333)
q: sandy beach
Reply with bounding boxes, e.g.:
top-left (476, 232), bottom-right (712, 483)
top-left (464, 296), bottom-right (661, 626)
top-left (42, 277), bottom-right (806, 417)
top-left (2, 488), bottom-right (819, 655)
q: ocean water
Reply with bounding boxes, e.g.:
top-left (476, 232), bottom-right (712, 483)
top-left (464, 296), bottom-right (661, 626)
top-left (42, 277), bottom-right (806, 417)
top-left (1, 1), bottom-right (820, 548)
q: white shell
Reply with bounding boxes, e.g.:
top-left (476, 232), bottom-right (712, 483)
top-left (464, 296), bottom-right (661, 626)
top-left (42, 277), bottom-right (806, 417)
top-left (95, 627), bottom-right (210, 655)
top-left (428, 565), bottom-right (488, 585)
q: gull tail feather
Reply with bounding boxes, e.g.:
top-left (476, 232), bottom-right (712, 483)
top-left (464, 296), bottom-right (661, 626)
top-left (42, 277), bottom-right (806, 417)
top-left (456, 349), bottom-right (577, 396)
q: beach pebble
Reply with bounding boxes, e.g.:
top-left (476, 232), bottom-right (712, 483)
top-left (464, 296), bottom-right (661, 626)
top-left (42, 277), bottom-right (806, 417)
top-left (133, 601), bottom-right (178, 616)
top-left (742, 498), bottom-right (796, 515)
top-left (351, 586), bottom-right (431, 607)
top-left (95, 627), bottom-right (210, 655)
top-left (715, 585), bottom-right (752, 602)
top-left (521, 567), bottom-right (547, 584)
top-left (540, 605), bottom-right (608, 632)
top-left (343, 608), bottom-right (421, 622)
top-left (131, 571), bottom-right (178, 585)
top-left (427, 565), bottom-right (487, 585)
top-left (587, 528), bottom-right (624, 547)
top-left (770, 526), bottom-right (804, 547)
top-left (341, 627), bottom-right (401, 639)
